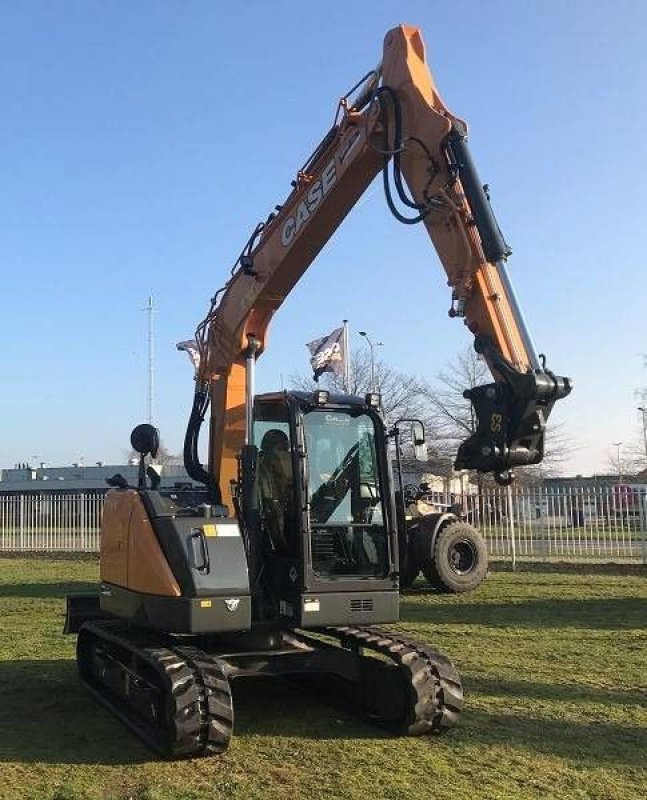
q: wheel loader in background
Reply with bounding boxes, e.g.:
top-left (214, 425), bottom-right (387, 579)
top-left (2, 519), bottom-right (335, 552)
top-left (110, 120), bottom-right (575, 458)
top-left (65, 24), bottom-right (571, 757)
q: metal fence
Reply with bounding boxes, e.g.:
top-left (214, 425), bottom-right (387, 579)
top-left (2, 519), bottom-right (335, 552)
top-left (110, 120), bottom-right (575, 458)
top-left (1, 485), bottom-right (646, 563)
top-left (469, 485), bottom-right (647, 564)
top-left (0, 492), bottom-right (103, 552)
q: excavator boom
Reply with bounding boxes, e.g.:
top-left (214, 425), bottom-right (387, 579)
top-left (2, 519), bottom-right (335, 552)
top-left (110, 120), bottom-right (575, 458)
top-left (188, 24), bottom-right (571, 508)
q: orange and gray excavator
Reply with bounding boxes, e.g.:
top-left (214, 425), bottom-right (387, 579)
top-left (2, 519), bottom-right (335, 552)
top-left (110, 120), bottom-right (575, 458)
top-left (65, 25), bottom-right (571, 758)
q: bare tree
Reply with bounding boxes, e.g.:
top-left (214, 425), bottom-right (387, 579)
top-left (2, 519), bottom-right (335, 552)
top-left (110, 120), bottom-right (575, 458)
top-left (293, 344), bottom-right (575, 484)
top-left (419, 346), bottom-right (488, 460)
top-left (627, 398), bottom-right (647, 476)
top-left (290, 349), bottom-right (426, 426)
top-left (605, 391), bottom-right (647, 478)
top-left (607, 438), bottom-right (646, 479)
top-left (126, 440), bottom-right (183, 466)
top-left (291, 350), bottom-right (437, 481)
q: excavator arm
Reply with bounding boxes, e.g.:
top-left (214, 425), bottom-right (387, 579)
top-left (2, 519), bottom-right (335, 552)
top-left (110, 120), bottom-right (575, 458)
top-left (187, 25), bottom-right (571, 509)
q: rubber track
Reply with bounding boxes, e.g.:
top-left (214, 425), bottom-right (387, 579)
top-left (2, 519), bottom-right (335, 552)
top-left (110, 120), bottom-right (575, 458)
top-left (325, 625), bottom-right (463, 734)
top-left (78, 621), bottom-right (460, 757)
top-left (77, 621), bottom-right (233, 759)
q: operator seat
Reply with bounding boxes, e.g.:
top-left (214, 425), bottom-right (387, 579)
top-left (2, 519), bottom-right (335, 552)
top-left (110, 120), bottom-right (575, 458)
top-left (258, 429), bottom-right (294, 552)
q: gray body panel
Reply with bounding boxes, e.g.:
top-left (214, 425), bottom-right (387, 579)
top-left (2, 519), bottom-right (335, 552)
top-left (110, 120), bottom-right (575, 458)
top-left (279, 589), bottom-right (399, 628)
top-left (100, 583), bottom-right (251, 633)
top-left (140, 491), bottom-right (250, 598)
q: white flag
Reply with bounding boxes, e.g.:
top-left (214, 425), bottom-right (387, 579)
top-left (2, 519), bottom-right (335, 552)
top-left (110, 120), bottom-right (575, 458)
top-left (176, 339), bottom-right (201, 371)
top-left (306, 327), bottom-right (345, 382)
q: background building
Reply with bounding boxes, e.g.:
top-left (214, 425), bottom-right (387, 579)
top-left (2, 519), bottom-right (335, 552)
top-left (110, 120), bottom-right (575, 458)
top-left (0, 463), bottom-right (200, 493)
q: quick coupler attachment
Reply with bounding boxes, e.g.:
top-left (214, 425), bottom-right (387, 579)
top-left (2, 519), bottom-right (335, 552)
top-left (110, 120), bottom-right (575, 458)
top-left (454, 369), bottom-right (572, 483)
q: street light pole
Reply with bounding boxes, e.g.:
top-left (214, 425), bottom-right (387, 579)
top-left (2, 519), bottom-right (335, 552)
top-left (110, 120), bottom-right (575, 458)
top-left (358, 331), bottom-right (383, 392)
top-left (612, 441), bottom-right (623, 479)
top-left (638, 407), bottom-right (647, 459)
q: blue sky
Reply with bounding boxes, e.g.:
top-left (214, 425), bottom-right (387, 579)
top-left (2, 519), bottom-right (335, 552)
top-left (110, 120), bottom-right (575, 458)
top-left (1, 1), bottom-right (646, 474)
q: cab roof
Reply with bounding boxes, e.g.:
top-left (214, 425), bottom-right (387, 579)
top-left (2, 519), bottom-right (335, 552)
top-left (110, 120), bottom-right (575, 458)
top-left (256, 390), bottom-right (375, 409)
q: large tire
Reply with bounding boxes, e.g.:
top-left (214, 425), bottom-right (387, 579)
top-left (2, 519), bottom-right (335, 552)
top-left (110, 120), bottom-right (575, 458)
top-left (422, 520), bottom-right (488, 593)
top-left (399, 547), bottom-right (420, 589)
top-left (399, 527), bottom-right (420, 590)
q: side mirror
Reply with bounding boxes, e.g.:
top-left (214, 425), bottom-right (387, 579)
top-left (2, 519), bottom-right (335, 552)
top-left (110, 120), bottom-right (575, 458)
top-left (391, 418), bottom-right (427, 462)
top-left (130, 424), bottom-right (160, 459)
top-left (412, 420), bottom-right (425, 446)
top-left (412, 420), bottom-right (427, 462)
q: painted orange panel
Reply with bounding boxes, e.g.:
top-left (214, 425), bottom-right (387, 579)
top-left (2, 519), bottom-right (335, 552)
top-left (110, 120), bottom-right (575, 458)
top-left (100, 489), bottom-right (181, 597)
top-left (99, 489), bottom-right (133, 587)
top-left (126, 495), bottom-right (181, 597)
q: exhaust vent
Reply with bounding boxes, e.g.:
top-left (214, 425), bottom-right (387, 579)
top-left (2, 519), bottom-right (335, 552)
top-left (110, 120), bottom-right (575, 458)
top-left (350, 598), bottom-right (373, 613)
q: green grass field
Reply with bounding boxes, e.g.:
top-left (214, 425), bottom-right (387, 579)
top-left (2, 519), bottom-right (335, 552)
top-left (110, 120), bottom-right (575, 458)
top-left (0, 558), bottom-right (645, 800)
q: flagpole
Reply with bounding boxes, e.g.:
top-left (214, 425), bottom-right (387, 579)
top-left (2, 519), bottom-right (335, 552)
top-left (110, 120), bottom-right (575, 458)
top-left (343, 319), bottom-right (351, 393)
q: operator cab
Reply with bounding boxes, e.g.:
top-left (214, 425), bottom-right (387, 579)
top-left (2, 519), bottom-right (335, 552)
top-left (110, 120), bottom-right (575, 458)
top-left (250, 391), bottom-right (399, 626)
